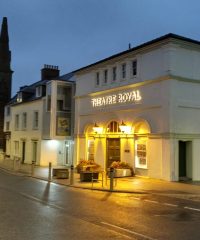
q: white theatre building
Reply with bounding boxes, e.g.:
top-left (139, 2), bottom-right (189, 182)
top-left (74, 33), bottom-right (200, 181)
top-left (4, 65), bottom-right (75, 167)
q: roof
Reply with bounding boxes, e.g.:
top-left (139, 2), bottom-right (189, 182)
top-left (73, 33), bottom-right (200, 73)
top-left (8, 72), bottom-right (74, 106)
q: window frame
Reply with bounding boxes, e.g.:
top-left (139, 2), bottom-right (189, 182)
top-left (112, 67), bottom-right (117, 82)
top-left (22, 112), bottom-right (27, 130)
top-left (104, 69), bottom-right (108, 84)
top-left (15, 114), bottom-right (19, 130)
top-left (132, 60), bottom-right (137, 76)
top-left (121, 63), bottom-right (127, 79)
top-left (33, 111), bottom-right (39, 130)
top-left (95, 72), bottom-right (100, 86)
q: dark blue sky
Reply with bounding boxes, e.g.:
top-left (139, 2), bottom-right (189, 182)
top-left (1, 0), bottom-right (200, 95)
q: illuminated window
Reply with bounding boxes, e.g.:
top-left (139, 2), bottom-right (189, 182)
top-left (132, 60), bottom-right (137, 76)
top-left (135, 139), bottom-right (147, 169)
top-left (17, 92), bottom-right (22, 102)
top-left (107, 121), bottom-right (121, 133)
top-left (87, 138), bottom-right (94, 160)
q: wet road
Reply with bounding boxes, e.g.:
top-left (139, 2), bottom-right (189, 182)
top-left (1, 169), bottom-right (200, 240)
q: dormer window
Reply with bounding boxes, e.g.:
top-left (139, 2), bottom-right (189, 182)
top-left (17, 92), bottom-right (22, 102)
top-left (36, 86), bottom-right (42, 98)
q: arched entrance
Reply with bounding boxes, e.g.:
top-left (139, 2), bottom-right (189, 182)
top-left (106, 121), bottom-right (121, 168)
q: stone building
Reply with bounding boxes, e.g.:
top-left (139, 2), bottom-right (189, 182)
top-left (0, 17), bottom-right (12, 150)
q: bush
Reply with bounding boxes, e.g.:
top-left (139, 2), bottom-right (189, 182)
top-left (76, 160), bottom-right (101, 173)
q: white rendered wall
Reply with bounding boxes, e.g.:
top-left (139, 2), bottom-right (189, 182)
top-left (9, 99), bottom-right (43, 164)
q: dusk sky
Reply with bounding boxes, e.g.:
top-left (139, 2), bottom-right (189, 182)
top-left (1, 0), bottom-right (200, 96)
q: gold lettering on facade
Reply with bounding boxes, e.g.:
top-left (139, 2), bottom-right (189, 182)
top-left (91, 90), bottom-right (142, 107)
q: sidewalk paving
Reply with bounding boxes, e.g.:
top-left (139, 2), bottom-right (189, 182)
top-left (2, 163), bottom-right (200, 201)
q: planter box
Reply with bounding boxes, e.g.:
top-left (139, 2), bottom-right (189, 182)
top-left (80, 171), bottom-right (99, 182)
top-left (53, 168), bottom-right (69, 179)
top-left (108, 168), bottom-right (133, 178)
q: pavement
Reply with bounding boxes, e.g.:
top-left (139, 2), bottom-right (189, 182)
top-left (1, 163), bottom-right (200, 201)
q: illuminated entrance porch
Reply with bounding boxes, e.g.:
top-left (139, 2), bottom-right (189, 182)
top-left (82, 119), bottom-right (151, 174)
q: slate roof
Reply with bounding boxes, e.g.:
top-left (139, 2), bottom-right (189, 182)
top-left (8, 72), bottom-right (74, 106)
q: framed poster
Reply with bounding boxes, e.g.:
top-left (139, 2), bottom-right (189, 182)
top-left (56, 117), bottom-right (70, 136)
top-left (135, 140), bottom-right (147, 169)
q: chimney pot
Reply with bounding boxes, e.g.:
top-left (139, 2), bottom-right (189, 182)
top-left (41, 64), bottom-right (60, 80)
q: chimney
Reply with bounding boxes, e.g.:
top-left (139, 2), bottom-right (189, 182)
top-left (41, 64), bottom-right (60, 80)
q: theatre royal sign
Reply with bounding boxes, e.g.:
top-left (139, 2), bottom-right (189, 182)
top-left (91, 90), bottom-right (142, 107)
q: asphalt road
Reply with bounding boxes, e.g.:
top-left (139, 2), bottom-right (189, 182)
top-left (1, 169), bottom-right (200, 240)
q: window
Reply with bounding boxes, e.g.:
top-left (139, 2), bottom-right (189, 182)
top-left (96, 72), bottom-right (100, 86)
top-left (17, 92), bottom-right (22, 102)
top-left (112, 67), bottom-right (117, 81)
top-left (14, 141), bottom-right (19, 155)
top-left (135, 139), bottom-right (147, 169)
top-left (46, 83), bottom-right (51, 111)
top-left (32, 141), bottom-right (38, 163)
top-left (6, 121), bottom-right (10, 131)
top-left (15, 114), bottom-right (19, 130)
top-left (122, 63), bottom-right (126, 79)
top-left (6, 106), bottom-right (10, 116)
top-left (87, 139), bottom-right (94, 160)
top-left (104, 70), bottom-right (108, 84)
top-left (33, 111), bottom-right (39, 129)
top-left (36, 86), bottom-right (42, 97)
top-left (47, 96), bottom-right (51, 111)
top-left (57, 100), bottom-right (64, 111)
top-left (106, 121), bottom-right (121, 133)
top-left (22, 113), bottom-right (27, 130)
top-left (132, 60), bottom-right (137, 76)
top-left (57, 85), bottom-right (71, 111)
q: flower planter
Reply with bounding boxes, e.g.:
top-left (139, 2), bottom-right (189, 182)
top-left (80, 171), bottom-right (99, 182)
top-left (108, 168), bottom-right (133, 178)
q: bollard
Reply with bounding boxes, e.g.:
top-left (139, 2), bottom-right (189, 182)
top-left (109, 167), bottom-right (115, 192)
top-left (31, 161), bottom-right (35, 177)
top-left (70, 165), bottom-right (74, 185)
top-left (48, 162), bottom-right (52, 182)
top-left (13, 158), bottom-right (16, 171)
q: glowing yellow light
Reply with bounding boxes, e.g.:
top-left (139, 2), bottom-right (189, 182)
top-left (93, 123), bottom-right (103, 134)
top-left (119, 121), bottom-right (132, 134)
